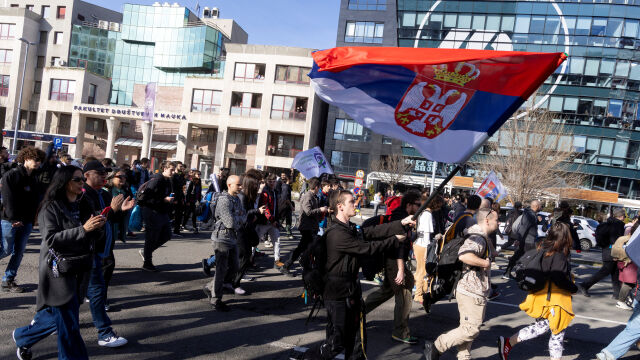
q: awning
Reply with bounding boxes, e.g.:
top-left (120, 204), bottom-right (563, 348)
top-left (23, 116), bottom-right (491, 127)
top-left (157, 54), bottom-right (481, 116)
top-left (115, 138), bottom-right (177, 150)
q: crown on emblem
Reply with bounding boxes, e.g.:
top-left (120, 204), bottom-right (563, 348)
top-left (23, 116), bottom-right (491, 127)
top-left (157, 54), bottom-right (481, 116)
top-left (432, 62), bottom-right (480, 86)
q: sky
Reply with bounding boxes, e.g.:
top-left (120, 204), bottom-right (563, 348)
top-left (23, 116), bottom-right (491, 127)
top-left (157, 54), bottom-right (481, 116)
top-left (89, 0), bottom-right (340, 50)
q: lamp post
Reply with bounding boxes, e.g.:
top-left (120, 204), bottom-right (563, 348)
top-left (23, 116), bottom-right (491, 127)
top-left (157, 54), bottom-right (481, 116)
top-left (11, 38), bottom-right (36, 155)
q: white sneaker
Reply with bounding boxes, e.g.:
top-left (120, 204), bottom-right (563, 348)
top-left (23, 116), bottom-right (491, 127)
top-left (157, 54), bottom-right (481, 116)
top-left (98, 333), bottom-right (128, 347)
top-left (234, 287), bottom-right (246, 295)
top-left (223, 283), bottom-right (234, 291)
top-left (264, 241), bottom-right (273, 248)
top-left (616, 301), bottom-right (633, 310)
top-left (138, 249), bottom-right (145, 262)
top-left (241, 276), bottom-right (255, 282)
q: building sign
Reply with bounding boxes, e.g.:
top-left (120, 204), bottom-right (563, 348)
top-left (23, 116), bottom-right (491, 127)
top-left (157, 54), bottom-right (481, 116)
top-left (2, 130), bottom-right (76, 144)
top-left (73, 105), bottom-right (187, 121)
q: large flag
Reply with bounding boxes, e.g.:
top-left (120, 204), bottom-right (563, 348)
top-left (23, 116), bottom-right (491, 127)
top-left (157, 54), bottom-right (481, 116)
top-left (625, 225), bottom-right (640, 266)
top-left (309, 47), bottom-right (566, 163)
top-left (476, 171), bottom-right (507, 202)
top-left (292, 146), bottom-right (333, 179)
top-left (143, 82), bottom-right (157, 123)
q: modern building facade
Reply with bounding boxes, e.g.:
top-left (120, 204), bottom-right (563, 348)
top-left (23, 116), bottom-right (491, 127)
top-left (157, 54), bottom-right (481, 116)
top-left (327, 0), bottom-right (640, 204)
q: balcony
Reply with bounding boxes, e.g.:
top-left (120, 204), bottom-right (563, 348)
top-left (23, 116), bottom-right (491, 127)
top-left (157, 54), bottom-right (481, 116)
top-left (226, 143), bottom-right (257, 157)
top-left (230, 106), bottom-right (260, 118)
top-left (267, 146), bottom-right (302, 158)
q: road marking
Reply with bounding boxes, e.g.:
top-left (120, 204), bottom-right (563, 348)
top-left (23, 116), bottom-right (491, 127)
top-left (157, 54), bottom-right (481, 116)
top-left (489, 300), bottom-right (627, 325)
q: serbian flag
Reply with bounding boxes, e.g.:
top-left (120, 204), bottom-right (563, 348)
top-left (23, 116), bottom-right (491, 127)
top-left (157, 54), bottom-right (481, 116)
top-left (476, 171), bottom-right (508, 202)
top-left (309, 47), bottom-right (566, 163)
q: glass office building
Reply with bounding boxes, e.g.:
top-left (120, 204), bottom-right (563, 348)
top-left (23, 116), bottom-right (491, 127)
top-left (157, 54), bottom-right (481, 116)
top-left (330, 0), bottom-right (640, 200)
top-left (110, 4), bottom-right (226, 105)
top-left (69, 24), bottom-right (119, 78)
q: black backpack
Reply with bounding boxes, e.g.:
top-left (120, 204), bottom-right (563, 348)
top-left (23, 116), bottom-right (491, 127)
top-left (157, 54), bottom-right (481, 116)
top-left (513, 248), bottom-right (548, 292)
top-left (300, 225), bottom-right (337, 299)
top-left (135, 179), bottom-right (153, 205)
top-left (359, 215), bottom-right (391, 280)
top-left (595, 221), bottom-right (613, 248)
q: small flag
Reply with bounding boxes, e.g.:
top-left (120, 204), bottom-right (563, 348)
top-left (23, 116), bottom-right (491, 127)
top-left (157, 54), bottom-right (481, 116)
top-left (476, 171), bottom-right (507, 202)
top-left (308, 47), bottom-right (566, 164)
top-left (143, 82), bottom-right (157, 124)
top-left (291, 146), bottom-right (333, 179)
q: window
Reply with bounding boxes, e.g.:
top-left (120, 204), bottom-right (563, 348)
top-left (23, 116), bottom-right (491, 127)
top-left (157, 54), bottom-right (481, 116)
top-left (266, 133), bottom-right (304, 158)
top-left (275, 65), bottom-right (311, 84)
top-left (10, 4), bottom-right (18, 7)
top-left (334, 118), bottom-right (371, 142)
top-left (0, 75), bottom-right (9, 96)
top-left (230, 92), bottom-right (262, 117)
top-left (348, 0), bottom-right (386, 11)
top-left (86, 118), bottom-right (106, 133)
top-left (88, 84), bottom-right (96, 104)
top-left (54, 32), bottom-right (63, 44)
top-left (36, 56), bottom-right (45, 68)
top-left (33, 81), bottom-right (41, 94)
top-left (228, 129), bottom-right (258, 145)
top-left (382, 136), bottom-right (393, 144)
top-left (41, 5), bottom-right (50, 18)
top-left (49, 79), bottom-right (75, 102)
top-left (39, 31), bottom-right (47, 44)
top-left (76, 59), bottom-right (87, 68)
top-left (190, 128), bottom-right (217, 143)
top-left (56, 6), bottom-right (66, 19)
top-left (345, 21), bottom-right (384, 43)
top-left (191, 89), bottom-right (222, 113)
top-left (233, 63), bottom-right (265, 81)
top-left (0, 49), bottom-right (12, 64)
top-left (330, 150), bottom-right (369, 171)
top-left (51, 57), bottom-right (61, 66)
top-left (228, 159), bottom-right (246, 176)
top-left (26, 5), bottom-right (33, 11)
top-left (0, 24), bottom-right (15, 39)
top-left (271, 95), bottom-right (307, 120)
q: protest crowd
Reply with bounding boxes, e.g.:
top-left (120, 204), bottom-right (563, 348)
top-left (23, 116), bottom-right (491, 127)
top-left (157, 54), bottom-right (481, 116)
top-left (1, 141), bottom-right (640, 360)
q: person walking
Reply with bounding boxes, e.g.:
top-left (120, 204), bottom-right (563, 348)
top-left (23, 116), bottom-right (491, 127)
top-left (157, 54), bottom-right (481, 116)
top-left (256, 173), bottom-right (282, 268)
top-left (315, 189), bottom-right (415, 359)
top-left (372, 191), bottom-right (383, 217)
top-left (0, 146), bottom-right (44, 293)
top-left (612, 221), bottom-right (640, 310)
top-left (171, 162), bottom-right (187, 236)
top-left (138, 161), bottom-right (175, 272)
top-left (503, 200), bottom-right (542, 279)
top-left (497, 222), bottom-right (578, 360)
top-left (424, 207), bottom-right (498, 360)
top-left (12, 166), bottom-right (104, 360)
top-left (577, 208), bottom-right (626, 298)
top-left (204, 175), bottom-right (246, 311)
top-left (500, 201), bottom-right (523, 251)
top-left (279, 174), bottom-right (294, 238)
top-left (182, 170), bottom-right (202, 233)
top-left (414, 194), bottom-right (444, 304)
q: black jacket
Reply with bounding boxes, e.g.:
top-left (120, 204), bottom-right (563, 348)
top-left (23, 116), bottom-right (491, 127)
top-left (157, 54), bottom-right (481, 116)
top-left (1, 165), bottom-right (40, 223)
top-left (79, 184), bottom-right (124, 255)
top-left (516, 207), bottom-right (538, 245)
top-left (556, 215), bottom-right (580, 251)
top-left (140, 173), bottom-right (172, 213)
top-left (36, 199), bottom-right (97, 311)
top-left (171, 173), bottom-right (186, 201)
top-left (324, 218), bottom-right (406, 300)
top-left (185, 179), bottom-right (202, 203)
top-left (540, 251), bottom-right (578, 294)
top-left (601, 217), bottom-right (626, 261)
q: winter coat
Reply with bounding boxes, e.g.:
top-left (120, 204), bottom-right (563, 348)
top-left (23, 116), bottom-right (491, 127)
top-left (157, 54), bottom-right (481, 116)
top-left (298, 190), bottom-right (324, 232)
top-left (1, 165), bottom-right (40, 223)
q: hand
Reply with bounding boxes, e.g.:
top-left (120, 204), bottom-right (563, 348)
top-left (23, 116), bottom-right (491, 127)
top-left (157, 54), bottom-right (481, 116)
top-left (121, 196), bottom-right (135, 212)
top-left (401, 215), bottom-right (416, 227)
top-left (395, 234), bottom-right (406, 241)
top-left (394, 271), bottom-right (404, 285)
top-left (110, 194), bottom-right (124, 212)
top-left (12, 221), bottom-right (23, 228)
top-left (258, 205), bottom-right (267, 215)
top-left (164, 196), bottom-right (175, 203)
top-left (482, 259), bottom-right (491, 270)
top-left (83, 214), bottom-right (106, 232)
top-left (320, 206), bottom-right (328, 213)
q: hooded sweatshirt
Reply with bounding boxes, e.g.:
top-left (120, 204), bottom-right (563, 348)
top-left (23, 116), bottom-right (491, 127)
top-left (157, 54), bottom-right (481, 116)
top-left (456, 224), bottom-right (491, 300)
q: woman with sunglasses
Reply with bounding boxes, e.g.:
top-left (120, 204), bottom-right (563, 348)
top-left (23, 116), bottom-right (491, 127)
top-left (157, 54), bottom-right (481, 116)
top-left (497, 222), bottom-right (578, 360)
top-left (12, 166), bottom-right (106, 360)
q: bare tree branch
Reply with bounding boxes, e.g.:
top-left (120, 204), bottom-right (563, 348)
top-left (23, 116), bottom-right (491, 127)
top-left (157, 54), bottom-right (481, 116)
top-left (369, 153), bottom-right (412, 191)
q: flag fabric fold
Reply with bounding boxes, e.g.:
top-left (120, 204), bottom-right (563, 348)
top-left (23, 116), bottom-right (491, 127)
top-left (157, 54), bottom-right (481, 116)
top-left (476, 171), bottom-right (508, 202)
top-left (291, 146), bottom-right (334, 179)
top-left (309, 47), bottom-right (566, 164)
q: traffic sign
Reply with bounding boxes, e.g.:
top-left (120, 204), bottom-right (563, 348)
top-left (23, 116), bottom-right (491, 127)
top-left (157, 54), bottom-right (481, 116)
top-left (53, 137), bottom-right (63, 149)
top-left (355, 169), bottom-right (365, 179)
top-left (355, 178), bottom-right (364, 187)
top-left (353, 187), bottom-right (360, 194)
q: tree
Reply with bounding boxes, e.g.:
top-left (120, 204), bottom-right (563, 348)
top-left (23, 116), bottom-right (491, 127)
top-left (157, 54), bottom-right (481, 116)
top-left (369, 153), bottom-right (412, 191)
top-left (470, 106), bottom-right (585, 203)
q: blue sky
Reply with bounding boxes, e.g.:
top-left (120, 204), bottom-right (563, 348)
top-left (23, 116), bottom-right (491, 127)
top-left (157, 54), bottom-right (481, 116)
top-left (89, 0), bottom-right (340, 50)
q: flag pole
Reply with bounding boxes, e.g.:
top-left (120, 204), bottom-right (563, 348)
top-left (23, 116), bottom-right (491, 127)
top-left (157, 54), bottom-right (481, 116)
top-left (413, 164), bottom-right (462, 220)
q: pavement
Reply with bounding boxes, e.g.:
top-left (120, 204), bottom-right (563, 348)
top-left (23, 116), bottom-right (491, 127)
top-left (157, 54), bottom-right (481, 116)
top-left (0, 209), bottom-right (637, 360)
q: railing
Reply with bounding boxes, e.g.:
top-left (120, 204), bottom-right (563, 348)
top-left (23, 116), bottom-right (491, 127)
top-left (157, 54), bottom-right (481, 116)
top-left (230, 107), bottom-right (260, 118)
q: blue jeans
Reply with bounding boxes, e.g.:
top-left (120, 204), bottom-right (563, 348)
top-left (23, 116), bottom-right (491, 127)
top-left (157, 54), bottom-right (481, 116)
top-left (0, 220), bottom-right (33, 281)
top-left (207, 255), bottom-right (216, 267)
top-left (14, 296), bottom-right (88, 360)
top-left (87, 254), bottom-right (114, 340)
top-left (602, 300), bottom-right (640, 359)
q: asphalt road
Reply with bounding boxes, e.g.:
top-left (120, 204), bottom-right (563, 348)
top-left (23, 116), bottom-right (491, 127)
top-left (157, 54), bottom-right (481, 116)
top-left (0, 212), bottom-right (636, 360)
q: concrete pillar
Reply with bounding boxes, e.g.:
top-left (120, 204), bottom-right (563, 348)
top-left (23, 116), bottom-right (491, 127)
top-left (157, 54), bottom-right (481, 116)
top-left (141, 121), bottom-right (152, 160)
top-left (105, 116), bottom-right (120, 159)
top-left (68, 113), bottom-right (85, 158)
top-left (49, 112), bottom-right (59, 133)
top-left (176, 121), bottom-right (190, 163)
top-left (213, 126), bottom-right (227, 173)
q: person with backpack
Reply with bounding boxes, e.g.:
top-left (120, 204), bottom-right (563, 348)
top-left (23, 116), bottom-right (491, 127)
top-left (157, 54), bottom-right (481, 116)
top-left (257, 173), bottom-right (283, 269)
top-left (279, 177), bottom-right (328, 276)
top-left (137, 161), bottom-right (175, 272)
top-left (612, 221), bottom-right (639, 310)
top-left (503, 200), bottom-right (542, 279)
top-left (182, 170), bottom-right (202, 234)
top-left (497, 222), bottom-right (578, 360)
top-left (414, 194), bottom-right (444, 304)
top-left (577, 208), bottom-right (626, 298)
top-left (452, 193), bottom-right (467, 218)
top-left (364, 190), bottom-right (422, 345)
top-left (501, 202), bottom-right (524, 251)
top-left (314, 190), bottom-right (415, 360)
top-left (424, 207), bottom-right (499, 360)
top-left (553, 201), bottom-right (580, 252)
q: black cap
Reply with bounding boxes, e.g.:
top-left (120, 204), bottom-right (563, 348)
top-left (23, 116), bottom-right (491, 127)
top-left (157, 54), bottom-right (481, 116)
top-left (83, 160), bottom-right (111, 173)
top-left (559, 200), bottom-right (570, 209)
top-left (514, 201), bottom-right (523, 209)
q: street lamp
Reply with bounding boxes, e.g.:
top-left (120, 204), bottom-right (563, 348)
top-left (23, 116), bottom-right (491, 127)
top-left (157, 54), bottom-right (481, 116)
top-left (11, 38), bottom-right (36, 155)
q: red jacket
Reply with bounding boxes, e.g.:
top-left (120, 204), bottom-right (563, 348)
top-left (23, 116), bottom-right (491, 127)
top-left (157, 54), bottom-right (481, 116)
top-left (258, 187), bottom-right (277, 223)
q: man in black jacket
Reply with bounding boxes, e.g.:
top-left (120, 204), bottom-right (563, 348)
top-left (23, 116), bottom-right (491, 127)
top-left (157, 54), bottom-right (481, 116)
top-left (0, 147), bottom-right (44, 293)
top-left (503, 200), bottom-right (541, 278)
top-left (80, 160), bottom-right (133, 347)
top-left (171, 162), bottom-right (187, 236)
top-left (578, 208), bottom-right (626, 298)
top-left (317, 190), bottom-right (415, 360)
top-left (139, 160), bottom-right (175, 271)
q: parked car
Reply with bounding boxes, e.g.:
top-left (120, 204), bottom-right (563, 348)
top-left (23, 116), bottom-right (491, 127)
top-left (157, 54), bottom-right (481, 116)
top-left (571, 216), bottom-right (599, 251)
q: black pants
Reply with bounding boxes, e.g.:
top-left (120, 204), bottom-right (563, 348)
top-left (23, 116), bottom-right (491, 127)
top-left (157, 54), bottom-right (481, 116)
top-left (142, 207), bottom-right (172, 265)
top-left (285, 229), bottom-right (315, 269)
top-left (182, 202), bottom-right (198, 229)
top-left (233, 237), bottom-right (253, 288)
top-left (320, 298), bottom-right (366, 360)
top-left (583, 251), bottom-right (621, 297)
top-left (173, 202), bottom-right (184, 233)
top-left (505, 240), bottom-right (536, 275)
top-left (281, 208), bottom-right (292, 233)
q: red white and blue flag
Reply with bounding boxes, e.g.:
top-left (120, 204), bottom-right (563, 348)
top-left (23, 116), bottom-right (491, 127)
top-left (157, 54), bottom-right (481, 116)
top-left (309, 47), bottom-right (566, 163)
top-left (476, 171), bottom-right (508, 202)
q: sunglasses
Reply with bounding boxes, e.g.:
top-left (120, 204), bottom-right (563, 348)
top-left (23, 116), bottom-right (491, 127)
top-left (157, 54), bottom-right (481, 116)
top-left (71, 176), bottom-right (86, 183)
top-left (485, 209), bottom-right (494, 220)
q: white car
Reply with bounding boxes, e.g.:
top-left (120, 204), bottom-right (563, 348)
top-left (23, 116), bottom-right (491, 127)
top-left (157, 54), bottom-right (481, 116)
top-left (571, 216), bottom-right (599, 251)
